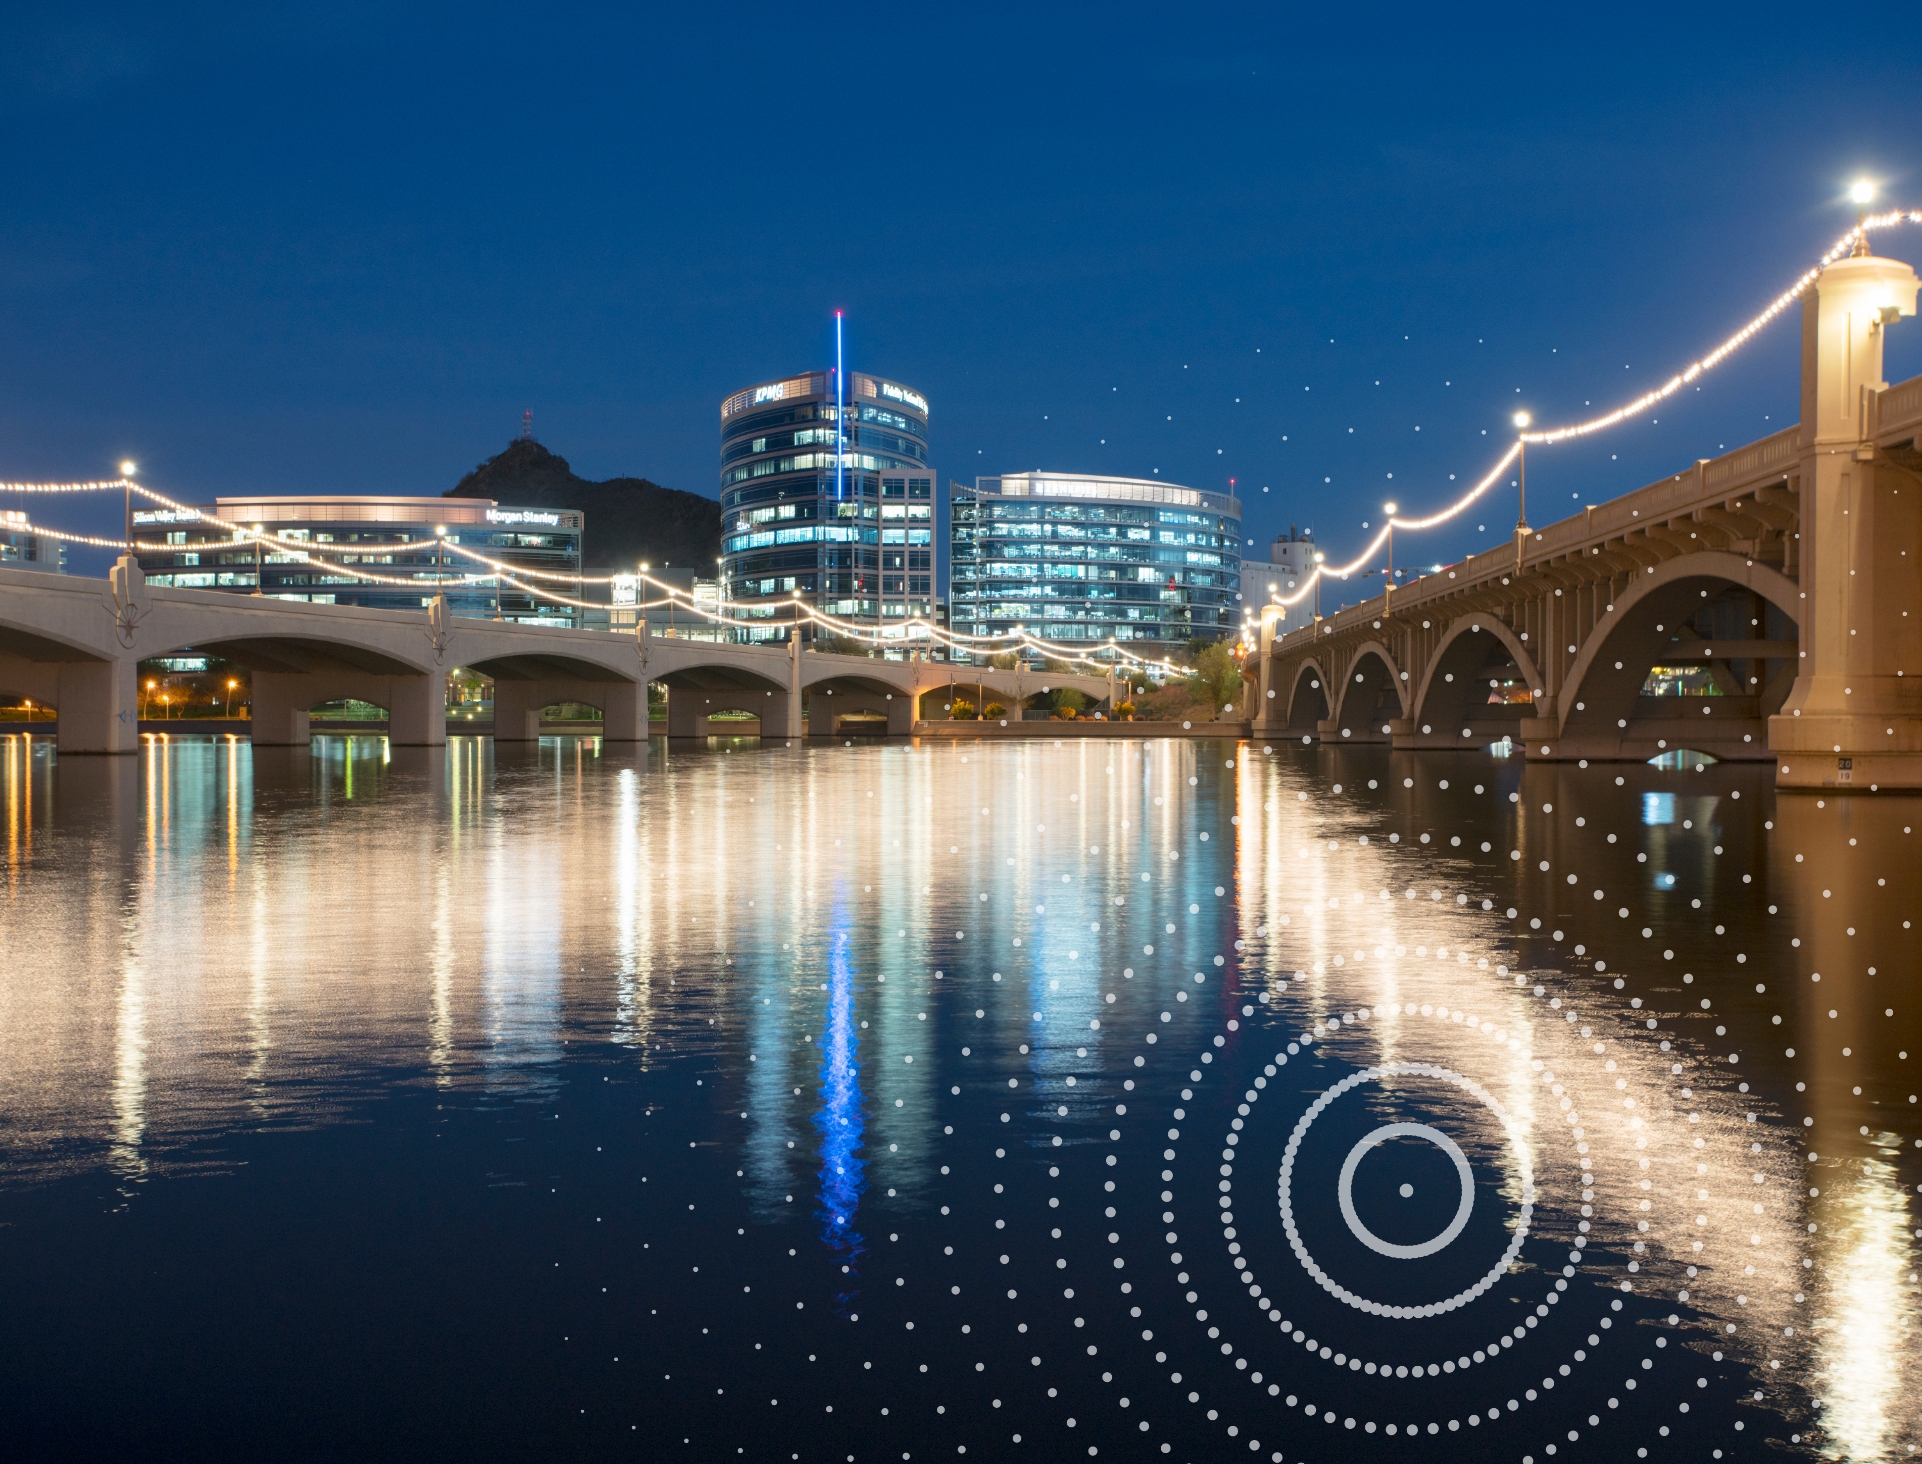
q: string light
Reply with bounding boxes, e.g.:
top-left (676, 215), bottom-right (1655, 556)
top-left (11, 208), bottom-right (1916, 664)
top-left (1520, 209), bottom-right (1922, 446)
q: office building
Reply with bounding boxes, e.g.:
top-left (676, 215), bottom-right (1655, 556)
top-left (0, 512), bottom-right (67, 573)
top-left (719, 371), bottom-right (934, 643)
top-left (132, 496), bottom-right (583, 625)
top-left (948, 472), bottom-right (1240, 659)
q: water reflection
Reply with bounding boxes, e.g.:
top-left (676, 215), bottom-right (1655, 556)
top-left (815, 922), bottom-right (866, 1298)
top-left (0, 730), bottom-right (1915, 1459)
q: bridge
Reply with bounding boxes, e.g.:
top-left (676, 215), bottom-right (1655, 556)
top-left (0, 567), bottom-right (1112, 752)
top-left (1247, 244), bottom-right (1922, 790)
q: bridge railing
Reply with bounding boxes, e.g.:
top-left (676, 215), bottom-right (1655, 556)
top-left (1268, 409), bottom-right (1828, 655)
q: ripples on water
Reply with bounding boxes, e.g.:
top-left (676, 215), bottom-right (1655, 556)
top-left (0, 731), bottom-right (1917, 1461)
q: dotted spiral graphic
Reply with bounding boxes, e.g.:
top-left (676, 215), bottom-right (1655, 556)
top-left (1277, 1060), bottom-right (1535, 1317)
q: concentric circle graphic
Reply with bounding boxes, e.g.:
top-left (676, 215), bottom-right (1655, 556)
top-left (1279, 1062), bottom-right (1536, 1319)
top-left (1336, 1121), bottom-right (1474, 1260)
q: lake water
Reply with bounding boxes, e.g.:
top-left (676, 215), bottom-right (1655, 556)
top-left (1, 732), bottom-right (1917, 1462)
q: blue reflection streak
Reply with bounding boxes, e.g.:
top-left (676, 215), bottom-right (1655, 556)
top-left (814, 926), bottom-right (866, 1301)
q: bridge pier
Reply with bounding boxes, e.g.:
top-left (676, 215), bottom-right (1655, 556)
top-left (1770, 248), bottom-right (1922, 789)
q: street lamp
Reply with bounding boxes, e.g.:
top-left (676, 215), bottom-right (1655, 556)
top-left (225, 678), bottom-right (238, 718)
top-left (1312, 551), bottom-right (1326, 619)
top-left (1383, 501), bottom-right (1398, 596)
top-left (1512, 411), bottom-right (1532, 568)
top-left (119, 461), bottom-right (137, 552)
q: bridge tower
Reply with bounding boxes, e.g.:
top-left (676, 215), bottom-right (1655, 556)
top-left (1768, 244), bottom-right (1922, 787)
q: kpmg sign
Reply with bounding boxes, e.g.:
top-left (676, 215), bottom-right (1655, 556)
top-left (132, 509), bottom-right (199, 525)
top-left (486, 508), bottom-right (562, 527)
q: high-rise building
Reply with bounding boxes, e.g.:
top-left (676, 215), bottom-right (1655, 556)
top-left (132, 495), bottom-right (582, 625)
top-left (719, 371), bottom-right (934, 643)
top-left (948, 472), bottom-right (1240, 659)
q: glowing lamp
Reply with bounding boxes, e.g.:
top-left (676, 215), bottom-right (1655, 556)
top-left (1513, 411), bottom-right (1531, 429)
top-left (119, 460), bottom-right (137, 477)
top-left (1849, 180), bottom-right (1876, 206)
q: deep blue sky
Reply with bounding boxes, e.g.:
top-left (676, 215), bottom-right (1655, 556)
top-left (5, 2), bottom-right (1919, 593)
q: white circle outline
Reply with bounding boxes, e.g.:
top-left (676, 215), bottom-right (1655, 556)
top-left (1279, 1062), bottom-right (1535, 1318)
top-left (1336, 1122), bottom-right (1474, 1259)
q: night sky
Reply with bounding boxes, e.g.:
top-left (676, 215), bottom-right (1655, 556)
top-left (5, 3), bottom-right (1919, 590)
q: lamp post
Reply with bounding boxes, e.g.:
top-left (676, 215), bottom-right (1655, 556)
top-left (1313, 551), bottom-right (1326, 620)
top-left (434, 525), bottom-right (446, 593)
top-left (225, 678), bottom-right (238, 718)
top-left (1512, 411), bottom-right (1531, 571)
top-left (119, 461), bottom-right (137, 557)
top-left (1382, 501), bottom-right (1398, 601)
top-left (253, 524), bottom-right (264, 595)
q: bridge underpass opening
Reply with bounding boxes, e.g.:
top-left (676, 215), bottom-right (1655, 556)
top-left (466, 650), bottom-right (647, 743)
top-left (651, 663), bottom-right (791, 741)
top-left (1410, 624), bottom-right (1538, 749)
top-left (1554, 576), bottom-right (1798, 763)
top-left (1285, 664), bottom-right (1328, 737)
top-left (0, 621), bottom-right (126, 752)
top-left (1331, 648), bottom-right (1402, 743)
top-left (806, 676), bottom-right (915, 738)
top-left (174, 633), bottom-right (443, 747)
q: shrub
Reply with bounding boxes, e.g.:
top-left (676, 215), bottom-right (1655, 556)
top-left (950, 699), bottom-right (978, 720)
top-left (982, 702), bottom-right (1007, 720)
top-left (1053, 705), bottom-right (1078, 720)
top-left (1114, 700), bottom-right (1137, 720)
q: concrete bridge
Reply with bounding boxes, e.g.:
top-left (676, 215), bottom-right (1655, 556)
top-left (0, 567), bottom-right (1112, 752)
top-left (1248, 245), bottom-right (1922, 790)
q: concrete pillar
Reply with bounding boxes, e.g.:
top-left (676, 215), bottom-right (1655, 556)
top-left (50, 657), bottom-right (141, 755)
top-left (1250, 607), bottom-right (1283, 735)
top-left (1770, 248), bottom-right (1922, 788)
top-left (785, 636), bottom-right (805, 739)
top-left (491, 681), bottom-right (544, 742)
top-left (250, 672), bottom-right (313, 747)
top-left (601, 681), bottom-right (647, 742)
top-left (388, 672), bottom-right (447, 747)
top-left (665, 686), bottom-right (706, 738)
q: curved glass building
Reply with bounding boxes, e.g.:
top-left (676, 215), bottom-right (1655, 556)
top-left (719, 371), bottom-right (934, 643)
top-left (949, 472), bottom-right (1240, 658)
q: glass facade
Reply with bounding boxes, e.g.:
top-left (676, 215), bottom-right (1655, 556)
top-left (948, 473), bottom-right (1240, 658)
top-left (0, 511), bottom-right (66, 573)
top-left (720, 371), bottom-right (934, 643)
top-left (131, 496), bottom-right (583, 626)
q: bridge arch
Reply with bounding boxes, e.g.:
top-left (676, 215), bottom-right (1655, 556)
top-left (1331, 641), bottom-right (1407, 741)
top-left (1410, 616), bottom-right (1545, 743)
top-left (1284, 658), bottom-right (1330, 734)
top-left (1554, 552), bottom-right (1800, 758)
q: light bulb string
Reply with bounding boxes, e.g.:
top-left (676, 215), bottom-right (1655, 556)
top-left (10, 209), bottom-right (1918, 653)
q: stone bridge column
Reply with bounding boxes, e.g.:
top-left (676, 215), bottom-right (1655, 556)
top-left (53, 657), bottom-right (142, 755)
top-left (492, 682), bottom-right (544, 742)
top-left (388, 672), bottom-right (448, 746)
top-left (1771, 247), bottom-right (1922, 788)
top-left (600, 681), bottom-right (646, 742)
top-left (1251, 607), bottom-right (1283, 734)
top-left (250, 672), bottom-right (313, 747)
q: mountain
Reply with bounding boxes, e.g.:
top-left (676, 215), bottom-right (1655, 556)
top-left (447, 438), bottom-right (721, 571)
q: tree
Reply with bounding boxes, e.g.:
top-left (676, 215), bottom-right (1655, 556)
top-left (1189, 641), bottom-right (1242, 716)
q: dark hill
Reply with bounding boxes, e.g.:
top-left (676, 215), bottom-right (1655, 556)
top-left (448, 438), bottom-right (721, 571)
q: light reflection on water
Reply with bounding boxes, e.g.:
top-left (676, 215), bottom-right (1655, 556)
top-left (0, 730), bottom-right (1916, 1459)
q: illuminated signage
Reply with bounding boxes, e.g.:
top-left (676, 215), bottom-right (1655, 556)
top-left (486, 508), bottom-right (562, 527)
top-left (879, 382), bottom-right (928, 415)
top-left (611, 574), bottom-right (638, 606)
top-left (131, 509), bottom-right (198, 525)
top-left (1, 510), bottom-right (28, 528)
